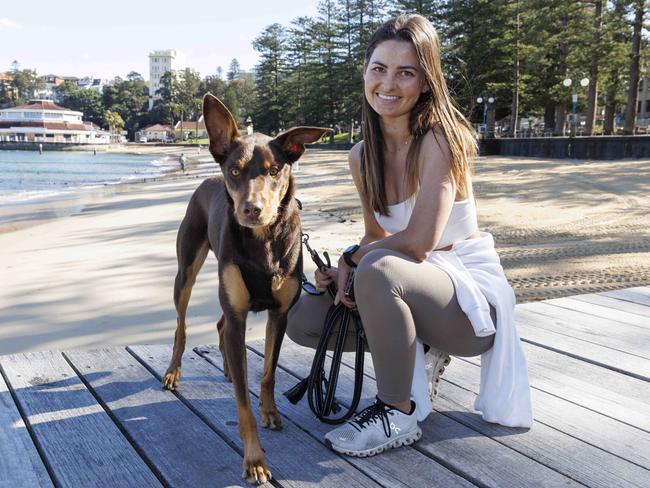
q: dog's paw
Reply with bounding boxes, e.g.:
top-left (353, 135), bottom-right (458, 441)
top-left (242, 454), bottom-right (272, 485)
top-left (223, 363), bottom-right (232, 382)
top-left (260, 406), bottom-right (282, 430)
top-left (162, 368), bottom-right (181, 390)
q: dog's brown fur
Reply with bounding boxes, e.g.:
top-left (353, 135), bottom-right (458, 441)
top-left (162, 93), bottom-right (328, 484)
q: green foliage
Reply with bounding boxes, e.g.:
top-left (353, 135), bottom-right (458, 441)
top-left (102, 73), bottom-right (149, 138)
top-left (104, 110), bottom-right (124, 133)
top-left (253, 23), bottom-right (287, 133)
top-left (7, 60), bottom-right (44, 103)
top-left (54, 82), bottom-right (105, 126)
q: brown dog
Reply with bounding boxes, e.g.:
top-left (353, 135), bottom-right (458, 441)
top-left (162, 93), bottom-right (328, 483)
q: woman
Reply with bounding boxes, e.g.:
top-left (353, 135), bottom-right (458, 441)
top-left (287, 14), bottom-right (532, 458)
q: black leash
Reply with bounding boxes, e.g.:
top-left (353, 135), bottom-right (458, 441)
top-left (284, 232), bottom-right (366, 424)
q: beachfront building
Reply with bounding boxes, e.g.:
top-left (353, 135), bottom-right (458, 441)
top-left (0, 99), bottom-right (110, 145)
top-left (174, 117), bottom-right (207, 140)
top-left (137, 123), bottom-right (172, 142)
top-left (148, 49), bottom-right (182, 110)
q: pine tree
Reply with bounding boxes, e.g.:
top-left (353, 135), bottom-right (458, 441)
top-left (253, 23), bottom-right (287, 133)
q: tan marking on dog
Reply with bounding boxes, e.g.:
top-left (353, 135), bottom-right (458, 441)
top-left (222, 264), bottom-right (250, 313)
top-left (252, 226), bottom-right (271, 240)
top-left (271, 275), bottom-right (299, 312)
top-left (270, 274), bottom-right (285, 291)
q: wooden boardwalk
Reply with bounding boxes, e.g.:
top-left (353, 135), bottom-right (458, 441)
top-left (1, 286), bottom-right (649, 487)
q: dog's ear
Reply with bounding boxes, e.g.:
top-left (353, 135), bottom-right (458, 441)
top-left (273, 127), bottom-right (331, 163)
top-left (203, 93), bottom-right (239, 163)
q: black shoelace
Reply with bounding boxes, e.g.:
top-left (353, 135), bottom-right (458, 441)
top-left (351, 398), bottom-right (394, 437)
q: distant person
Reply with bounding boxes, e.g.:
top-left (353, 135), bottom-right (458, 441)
top-left (179, 153), bottom-right (187, 174)
top-left (38, 143), bottom-right (43, 155)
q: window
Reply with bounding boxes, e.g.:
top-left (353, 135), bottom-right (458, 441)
top-left (646, 100), bottom-right (650, 113)
top-left (638, 101), bottom-right (642, 113)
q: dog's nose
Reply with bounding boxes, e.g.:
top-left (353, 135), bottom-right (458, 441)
top-left (243, 202), bottom-right (262, 217)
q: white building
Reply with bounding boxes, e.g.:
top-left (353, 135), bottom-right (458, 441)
top-left (0, 100), bottom-right (110, 144)
top-left (148, 49), bottom-right (182, 110)
top-left (77, 77), bottom-right (109, 94)
top-left (35, 74), bottom-right (65, 100)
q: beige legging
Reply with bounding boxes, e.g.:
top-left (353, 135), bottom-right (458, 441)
top-left (287, 248), bottom-right (495, 405)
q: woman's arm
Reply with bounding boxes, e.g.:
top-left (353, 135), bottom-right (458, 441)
top-left (350, 128), bottom-right (457, 263)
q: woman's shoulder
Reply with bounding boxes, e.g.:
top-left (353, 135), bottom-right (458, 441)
top-left (349, 140), bottom-right (363, 162)
top-left (418, 127), bottom-right (451, 166)
top-left (348, 140), bottom-right (364, 172)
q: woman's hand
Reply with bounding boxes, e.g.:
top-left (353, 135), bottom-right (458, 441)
top-left (335, 256), bottom-right (356, 309)
top-left (314, 266), bottom-right (338, 292)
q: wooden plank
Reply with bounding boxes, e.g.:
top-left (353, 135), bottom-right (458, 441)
top-left (331, 348), bottom-right (650, 487)
top-left (0, 351), bottom-right (161, 488)
top-left (538, 297), bottom-right (649, 329)
top-left (63, 347), bottom-right (251, 488)
top-left (252, 339), bottom-right (575, 488)
top-left (129, 344), bottom-right (449, 488)
top-left (445, 357), bottom-right (650, 471)
top-left (571, 293), bottom-right (650, 319)
top-left (517, 302), bottom-right (650, 358)
top-left (0, 368), bottom-right (54, 488)
top-left (515, 310), bottom-right (650, 381)
top-left (465, 342), bottom-right (650, 431)
top-left (600, 287), bottom-right (650, 307)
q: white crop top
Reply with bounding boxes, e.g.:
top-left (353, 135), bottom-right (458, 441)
top-left (374, 192), bottom-right (478, 249)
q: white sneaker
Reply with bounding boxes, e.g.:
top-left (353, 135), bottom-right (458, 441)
top-left (425, 347), bottom-right (451, 401)
top-left (324, 397), bottom-right (422, 457)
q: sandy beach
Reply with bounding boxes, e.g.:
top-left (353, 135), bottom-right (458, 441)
top-left (0, 147), bottom-right (648, 355)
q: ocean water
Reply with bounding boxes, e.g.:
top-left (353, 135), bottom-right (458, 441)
top-left (0, 150), bottom-right (173, 205)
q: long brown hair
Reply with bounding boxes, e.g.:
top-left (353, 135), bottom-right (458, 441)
top-left (361, 14), bottom-right (477, 215)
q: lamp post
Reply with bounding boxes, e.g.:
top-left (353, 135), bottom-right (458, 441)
top-left (476, 95), bottom-right (495, 137)
top-left (563, 76), bottom-right (589, 137)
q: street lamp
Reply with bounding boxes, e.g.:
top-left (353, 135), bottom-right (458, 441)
top-left (563, 76), bottom-right (589, 137)
top-left (476, 95), bottom-right (495, 136)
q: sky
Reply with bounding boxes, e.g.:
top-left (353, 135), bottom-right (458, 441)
top-left (0, 0), bottom-right (320, 80)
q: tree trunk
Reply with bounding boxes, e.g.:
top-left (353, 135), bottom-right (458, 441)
top-left (510, 0), bottom-right (520, 137)
top-left (544, 104), bottom-right (556, 134)
top-left (623, 0), bottom-right (645, 135)
top-left (603, 80), bottom-right (619, 135)
top-left (555, 102), bottom-right (568, 136)
top-left (586, 0), bottom-right (603, 135)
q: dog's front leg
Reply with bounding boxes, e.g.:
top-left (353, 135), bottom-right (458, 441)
top-left (259, 309), bottom-right (287, 430)
top-left (223, 313), bottom-right (271, 484)
top-left (220, 264), bottom-right (270, 484)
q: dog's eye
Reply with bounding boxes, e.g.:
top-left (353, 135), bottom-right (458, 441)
top-left (230, 167), bottom-right (240, 177)
top-left (269, 166), bottom-right (280, 177)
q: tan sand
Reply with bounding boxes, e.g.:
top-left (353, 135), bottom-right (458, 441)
top-left (0, 149), bottom-right (648, 355)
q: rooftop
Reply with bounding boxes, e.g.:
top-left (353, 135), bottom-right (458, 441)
top-left (10, 100), bottom-right (71, 112)
top-left (142, 123), bottom-right (172, 131)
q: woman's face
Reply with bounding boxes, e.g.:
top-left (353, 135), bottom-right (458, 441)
top-left (363, 39), bottom-right (428, 121)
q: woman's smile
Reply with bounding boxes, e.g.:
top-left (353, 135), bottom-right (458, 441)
top-left (377, 93), bottom-right (401, 101)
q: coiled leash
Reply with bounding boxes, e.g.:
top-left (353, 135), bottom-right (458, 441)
top-left (284, 232), bottom-right (367, 425)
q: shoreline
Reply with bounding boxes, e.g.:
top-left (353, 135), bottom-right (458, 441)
top-left (0, 145), bottom-right (214, 234)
